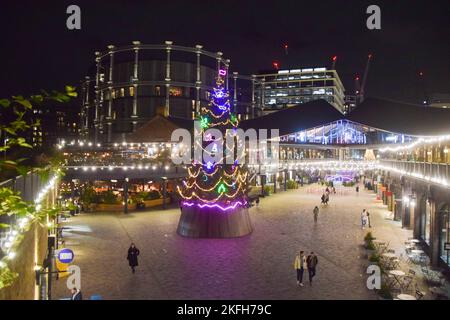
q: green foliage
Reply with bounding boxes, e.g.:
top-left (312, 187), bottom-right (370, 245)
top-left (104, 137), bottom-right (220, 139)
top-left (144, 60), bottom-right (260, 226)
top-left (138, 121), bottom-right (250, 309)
top-left (0, 187), bottom-right (36, 219)
top-left (364, 232), bottom-right (376, 242)
top-left (0, 85), bottom-right (77, 178)
top-left (0, 267), bottom-right (18, 290)
top-left (81, 186), bottom-right (98, 206)
top-left (342, 181), bottom-right (356, 187)
top-left (366, 240), bottom-right (376, 251)
top-left (133, 190), bottom-right (162, 203)
top-left (263, 185), bottom-right (273, 196)
top-left (369, 253), bottom-right (381, 263)
top-left (378, 283), bottom-right (393, 300)
top-left (98, 190), bottom-right (119, 204)
top-left (286, 180), bottom-right (298, 189)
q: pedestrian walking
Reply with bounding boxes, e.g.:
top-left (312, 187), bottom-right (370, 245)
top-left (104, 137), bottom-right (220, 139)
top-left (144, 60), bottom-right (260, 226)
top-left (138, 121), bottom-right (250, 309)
top-left (70, 287), bottom-right (82, 300)
top-left (321, 193), bottom-right (326, 205)
top-left (356, 185), bottom-right (359, 193)
top-left (366, 211), bottom-right (372, 228)
top-left (255, 196), bottom-right (260, 207)
top-left (361, 209), bottom-right (367, 229)
top-left (313, 206), bottom-right (319, 222)
top-left (306, 252), bottom-right (318, 286)
top-left (325, 193), bottom-right (329, 205)
top-left (127, 243), bottom-right (140, 274)
top-left (294, 251), bottom-right (307, 287)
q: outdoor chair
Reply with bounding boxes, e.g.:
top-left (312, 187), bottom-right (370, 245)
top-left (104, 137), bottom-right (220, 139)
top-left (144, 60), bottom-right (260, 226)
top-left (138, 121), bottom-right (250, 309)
top-left (415, 289), bottom-right (425, 300)
top-left (401, 275), bottom-right (414, 292)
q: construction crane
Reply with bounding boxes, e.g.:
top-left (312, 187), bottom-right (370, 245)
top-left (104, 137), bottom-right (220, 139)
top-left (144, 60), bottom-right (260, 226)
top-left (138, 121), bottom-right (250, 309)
top-left (359, 53), bottom-right (373, 103)
top-left (331, 55), bottom-right (337, 70)
top-left (354, 74), bottom-right (361, 95)
top-left (418, 70), bottom-right (429, 105)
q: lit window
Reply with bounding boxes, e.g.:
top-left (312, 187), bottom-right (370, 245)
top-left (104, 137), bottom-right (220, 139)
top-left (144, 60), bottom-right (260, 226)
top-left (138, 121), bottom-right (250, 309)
top-left (111, 90), bottom-right (116, 99)
top-left (155, 86), bottom-right (161, 95)
top-left (169, 87), bottom-right (182, 97)
top-left (120, 88), bottom-right (125, 97)
top-left (129, 86), bottom-right (134, 96)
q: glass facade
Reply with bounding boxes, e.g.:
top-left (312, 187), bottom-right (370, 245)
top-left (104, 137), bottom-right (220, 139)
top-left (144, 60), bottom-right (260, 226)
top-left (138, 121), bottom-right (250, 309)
top-left (279, 120), bottom-right (415, 146)
top-left (254, 68), bottom-right (346, 113)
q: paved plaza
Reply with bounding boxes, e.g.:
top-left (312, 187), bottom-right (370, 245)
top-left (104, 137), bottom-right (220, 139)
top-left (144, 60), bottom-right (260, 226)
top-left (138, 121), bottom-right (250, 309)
top-left (53, 185), bottom-right (413, 300)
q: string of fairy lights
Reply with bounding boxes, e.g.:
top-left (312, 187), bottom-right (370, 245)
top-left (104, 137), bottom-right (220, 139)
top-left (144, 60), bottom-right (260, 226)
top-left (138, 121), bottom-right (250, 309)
top-left (0, 172), bottom-right (60, 273)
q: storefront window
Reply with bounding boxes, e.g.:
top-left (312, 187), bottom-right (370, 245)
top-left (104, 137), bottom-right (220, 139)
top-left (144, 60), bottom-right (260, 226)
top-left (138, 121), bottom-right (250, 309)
top-left (440, 205), bottom-right (449, 266)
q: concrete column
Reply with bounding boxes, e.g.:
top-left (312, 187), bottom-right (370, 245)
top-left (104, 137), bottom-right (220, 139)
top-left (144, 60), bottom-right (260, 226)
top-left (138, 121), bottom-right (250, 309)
top-left (273, 173), bottom-right (277, 194)
top-left (251, 74), bottom-right (256, 119)
top-left (225, 59), bottom-right (230, 89)
top-left (84, 76), bottom-right (90, 132)
top-left (430, 200), bottom-right (440, 266)
top-left (195, 44), bottom-right (202, 116)
top-left (261, 175), bottom-right (265, 197)
top-left (123, 178), bottom-right (129, 214)
top-left (162, 178), bottom-right (167, 210)
top-left (260, 78), bottom-right (265, 111)
top-left (216, 51), bottom-right (223, 74)
top-left (165, 41), bottom-right (172, 117)
top-left (94, 52), bottom-right (101, 142)
top-left (284, 170), bottom-right (287, 191)
top-left (233, 72), bottom-right (238, 114)
top-left (132, 41), bottom-right (140, 120)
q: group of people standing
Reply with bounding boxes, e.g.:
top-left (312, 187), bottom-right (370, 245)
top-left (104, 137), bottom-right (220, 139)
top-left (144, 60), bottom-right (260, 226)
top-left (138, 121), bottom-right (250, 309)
top-left (294, 251), bottom-right (319, 287)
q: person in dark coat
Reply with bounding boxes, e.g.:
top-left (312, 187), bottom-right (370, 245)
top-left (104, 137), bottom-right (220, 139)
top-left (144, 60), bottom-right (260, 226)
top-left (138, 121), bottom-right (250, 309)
top-left (306, 252), bottom-right (318, 286)
top-left (127, 243), bottom-right (140, 273)
top-left (71, 287), bottom-right (82, 300)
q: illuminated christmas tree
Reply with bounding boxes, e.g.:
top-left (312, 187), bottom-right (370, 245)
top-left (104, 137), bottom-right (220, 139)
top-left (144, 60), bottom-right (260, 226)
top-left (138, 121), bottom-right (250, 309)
top-left (177, 73), bottom-right (253, 238)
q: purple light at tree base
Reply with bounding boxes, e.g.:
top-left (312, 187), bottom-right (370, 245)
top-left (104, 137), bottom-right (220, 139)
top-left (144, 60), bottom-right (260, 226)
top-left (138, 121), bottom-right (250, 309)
top-left (182, 201), bottom-right (247, 212)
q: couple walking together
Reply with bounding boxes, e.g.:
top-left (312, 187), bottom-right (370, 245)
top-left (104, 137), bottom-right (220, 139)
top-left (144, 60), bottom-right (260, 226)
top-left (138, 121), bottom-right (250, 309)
top-left (294, 251), bottom-right (318, 287)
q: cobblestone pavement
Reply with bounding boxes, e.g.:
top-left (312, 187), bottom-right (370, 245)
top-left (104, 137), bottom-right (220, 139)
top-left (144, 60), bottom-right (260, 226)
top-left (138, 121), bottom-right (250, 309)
top-left (53, 185), bottom-right (412, 300)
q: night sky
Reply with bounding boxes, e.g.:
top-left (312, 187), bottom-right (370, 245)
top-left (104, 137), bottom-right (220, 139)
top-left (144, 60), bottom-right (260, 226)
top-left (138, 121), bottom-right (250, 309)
top-left (0, 0), bottom-right (449, 104)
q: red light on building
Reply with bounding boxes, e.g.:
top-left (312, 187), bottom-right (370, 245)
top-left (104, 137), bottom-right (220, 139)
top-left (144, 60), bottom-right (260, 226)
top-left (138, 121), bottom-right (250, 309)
top-left (272, 61), bottom-right (280, 70)
top-left (332, 55), bottom-right (337, 61)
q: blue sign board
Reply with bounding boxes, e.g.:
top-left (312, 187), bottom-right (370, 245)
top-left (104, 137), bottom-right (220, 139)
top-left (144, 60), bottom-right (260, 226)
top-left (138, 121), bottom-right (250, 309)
top-left (58, 248), bottom-right (74, 264)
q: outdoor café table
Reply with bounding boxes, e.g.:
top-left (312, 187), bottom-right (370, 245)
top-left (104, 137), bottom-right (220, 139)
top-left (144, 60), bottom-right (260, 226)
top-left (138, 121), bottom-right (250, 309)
top-left (408, 239), bottom-right (420, 243)
top-left (389, 270), bottom-right (406, 289)
top-left (397, 294), bottom-right (417, 300)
